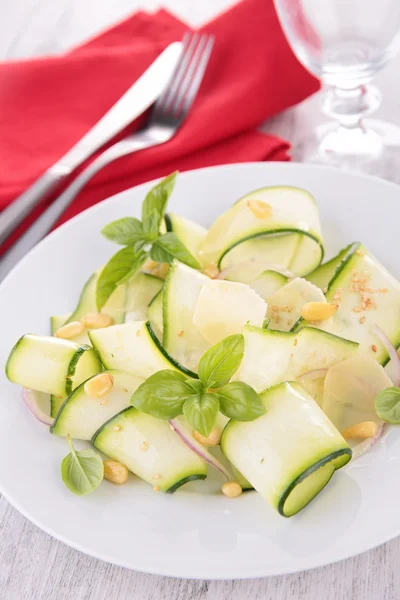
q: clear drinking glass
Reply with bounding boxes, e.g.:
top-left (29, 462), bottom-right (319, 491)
top-left (273, 0), bottom-right (400, 171)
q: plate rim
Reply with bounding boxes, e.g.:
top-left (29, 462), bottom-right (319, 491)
top-left (1, 161), bottom-right (400, 579)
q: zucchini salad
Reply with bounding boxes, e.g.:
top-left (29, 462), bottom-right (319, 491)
top-left (6, 172), bottom-right (400, 517)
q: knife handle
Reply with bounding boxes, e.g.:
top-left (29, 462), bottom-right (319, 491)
top-left (0, 168), bottom-right (69, 246)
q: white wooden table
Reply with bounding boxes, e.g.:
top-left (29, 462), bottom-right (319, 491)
top-left (2, 1), bottom-right (400, 598)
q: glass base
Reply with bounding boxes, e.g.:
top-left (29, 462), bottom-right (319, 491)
top-left (294, 119), bottom-right (400, 178)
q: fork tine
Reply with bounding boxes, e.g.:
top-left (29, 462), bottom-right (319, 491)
top-left (175, 35), bottom-right (215, 117)
top-left (153, 32), bottom-right (198, 113)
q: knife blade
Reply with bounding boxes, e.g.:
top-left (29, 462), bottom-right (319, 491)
top-left (0, 41), bottom-right (183, 246)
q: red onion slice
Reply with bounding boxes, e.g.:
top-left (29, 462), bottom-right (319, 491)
top-left (371, 325), bottom-right (400, 386)
top-left (351, 422), bottom-right (385, 461)
top-left (169, 419), bottom-right (229, 480)
top-left (22, 389), bottom-right (54, 426)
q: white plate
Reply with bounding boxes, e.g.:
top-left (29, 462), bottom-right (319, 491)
top-left (1, 162), bottom-right (400, 579)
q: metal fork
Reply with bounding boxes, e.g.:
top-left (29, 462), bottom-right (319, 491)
top-left (0, 32), bottom-right (214, 280)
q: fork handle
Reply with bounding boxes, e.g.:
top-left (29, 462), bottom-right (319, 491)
top-left (0, 168), bottom-right (70, 247)
top-left (0, 137), bottom-right (156, 281)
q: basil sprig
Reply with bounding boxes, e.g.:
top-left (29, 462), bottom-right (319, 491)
top-left (375, 387), bottom-right (400, 423)
top-left (96, 172), bottom-right (200, 310)
top-left (61, 435), bottom-right (104, 496)
top-left (130, 334), bottom-right (265, 436)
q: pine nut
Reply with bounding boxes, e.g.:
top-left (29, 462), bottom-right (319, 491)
top-left (247, 199), bottom-right (272, 219)
top-left (55, 321), bottom-right (84, 339)
top-left (103, 460), bottom-right (129, 484)
top-left (203, 264), bottom-right (220, 279)
top-left (221, 481), bottom-right (243, 498)
top-left (144, 258), bottom-right (158, 271)
top-left (342, 421), bottom-right (378, 440)
top-left (300, 302), bottom-right (337, 321)
top-left (151, 263), bottom-right (169, 279)
top-left (194, 427), bottom-right (221, 447)
top-left (81, 313), bottom-right (113, 329)
top-left (84, 373), bottom-right (114, 399)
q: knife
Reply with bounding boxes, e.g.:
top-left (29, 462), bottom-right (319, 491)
top-left (0, 41), bottom-right (182, 246)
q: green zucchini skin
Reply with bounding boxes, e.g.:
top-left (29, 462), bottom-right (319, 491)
top-left (145, 322), bottom-right (198, 379)
top-left (306, 242), bottom-right (359, 291)
top-left (164, 213), bottom-right (173, 232)
top-left (221, 382), bottom-right (351, 517)
top-left (52, 370), bottom-right (143, 441)
top-left (5, 334), bottom-right (101, 397)
top-left (217, 228), bottom-right (324, 271)
top-left (166, 474), bottom-right (207, 494)
top-left (88, 320), bottom-right (197, 380)
top-left (325, 242), bottom-right (361, 291)
top-left (92, 406), bottom-right (207, 492)
top-left (305, 243), bottom-right (400, 365)
top-left (277, 448), bottom-right (352, 517)
top-left (65, 344), bottom-right (92, 395)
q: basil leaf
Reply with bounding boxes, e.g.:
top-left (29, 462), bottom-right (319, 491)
top-left (130, 370), bottom-right (194, 419)
top-left (184, 379), bottom-right (204, 394)
top-left (151, 233), bottom-right (200, 269)
top-left (149, 242), bottom-right (173, 264)
top-left (61, 435), bottom-right (104, 496)
top-left (217, 381), bottom-right (265, 421)
top-left (198, 334), bottom-right (244, 388)
top-left (96, 247), bottom-right (147, 310)
top-left (134, 239), bottom-right (148, 253)
top-left (101, 217), bottom-right (144, 246)
top-left (183, 393), bottom-right (219, 437)
top-left (375, 387), bottom-right (400, 423)
top-left (142, 208), bottom-right (161, 242)
top-left (142, 172), bottom-right (177, 232)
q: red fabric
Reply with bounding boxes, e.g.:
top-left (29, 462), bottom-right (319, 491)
top-left (0, 0), bottom-right (319, 251)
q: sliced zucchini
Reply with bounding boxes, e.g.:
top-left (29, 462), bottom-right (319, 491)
top-left (49, 314), bottom-right (73, 416)
top-left (50, 313), bottom-right (71, 334)
top-left (231, 465), bottom-right (254, 491)
top-left (165, 213), bottom-right (207, 265)
top-left (221, 381), bottom-right (351, 517)
top-left (163, 261), bottom-right (210, 371)
top-left (6, 335), bottom-right (102, 396)
top-left (89, 320), bottom-right (196, 379)
top-left (218, 233), bottom-right (301, 284)
top-left (307, 243), bottom-right (400, 364)
top-left (267, 277), bottom-right (326, 332)
top-left (51, 370), bottom-right (143, 440)
top-left (234, 325), bottom-right (358, 393)
top-left (306, 243), bottom-right (359, 291)
top-left (65, 269), bottom-right (126, 329)
top-left (288, 233), bottom-right (323, 276)
top-left (50, 395), bottom-right (65, 418)
top-left (51, 271), bottom-right (126, 346)
top-left (200, 186), bottom-right (323, 270)
top-left (192, 279), bottom-right (266, 345)
top-left (124, 272), bottom-right (163, 322)
top-left (322, 356), bottom-right (391, 433)
top-left (148, 290), bottom-right (163, 339)
top-left (248, 270), bottom-right (288, 301)
top-left (92, 407), bottom-right (207, 492)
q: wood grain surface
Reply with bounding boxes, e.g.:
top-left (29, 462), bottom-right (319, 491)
top-left (1, 1), bottom-right (400, 598)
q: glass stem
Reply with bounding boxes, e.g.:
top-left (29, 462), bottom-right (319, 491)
top-left (322, 84), bottom-right (382, 130)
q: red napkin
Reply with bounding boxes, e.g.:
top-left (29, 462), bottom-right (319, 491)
top-left (0, 0), bottom-right (319, 252)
